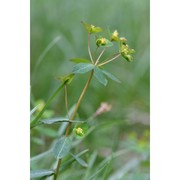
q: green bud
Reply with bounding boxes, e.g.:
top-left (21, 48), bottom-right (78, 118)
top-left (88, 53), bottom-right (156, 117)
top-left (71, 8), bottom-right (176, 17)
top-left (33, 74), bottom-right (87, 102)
top-left (96, 37), bottom-right (113, 47)
top-left (119, 37), bottom-right (127, 44)
top-left (123, 54), bottom-right (134, 62)
top-left (96, 38), bottom-right (107, 47)
top-left (73, 123), bottom-right (88, 138)
top-left (119, 37), bottom-right (135, 62)
top-left (111, 30), bottom-right (119, 41)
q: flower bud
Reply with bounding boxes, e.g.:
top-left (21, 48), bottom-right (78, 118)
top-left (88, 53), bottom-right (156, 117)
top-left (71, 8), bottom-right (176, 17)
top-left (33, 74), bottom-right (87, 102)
top-left (119, 37), bottom-right (127, 44)
top-left (96, 38), bottom-right (107, 47)
top-left (119, 37), bottom-right (135, 62)
top-left (111, 30), bottom-right (119, 41)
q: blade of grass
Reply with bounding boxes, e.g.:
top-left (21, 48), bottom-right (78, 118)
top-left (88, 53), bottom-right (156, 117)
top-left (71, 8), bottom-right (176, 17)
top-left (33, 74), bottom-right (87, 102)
top-left (30, 83), bottom-right (65, 129)
top-left (32, 36), bottom-right (61, 80)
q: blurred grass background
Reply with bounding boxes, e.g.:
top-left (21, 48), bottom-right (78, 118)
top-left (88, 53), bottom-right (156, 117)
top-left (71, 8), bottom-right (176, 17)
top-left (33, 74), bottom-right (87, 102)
top-left (30, 0), bottom-right (150, 179)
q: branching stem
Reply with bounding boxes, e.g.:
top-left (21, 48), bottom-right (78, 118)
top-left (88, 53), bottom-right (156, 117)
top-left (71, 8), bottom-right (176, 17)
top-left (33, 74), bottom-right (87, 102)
top-left (98, 53), bottom-right (121, 67)
top-left (95, 48), bottom-right (106, 66)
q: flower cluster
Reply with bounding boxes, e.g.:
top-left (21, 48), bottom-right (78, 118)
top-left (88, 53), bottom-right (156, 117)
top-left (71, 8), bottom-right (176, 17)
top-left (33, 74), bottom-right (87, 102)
top-left (81, 21), bottom-right (135, 62)
top-left (119, 37), bottom-right (135, 62)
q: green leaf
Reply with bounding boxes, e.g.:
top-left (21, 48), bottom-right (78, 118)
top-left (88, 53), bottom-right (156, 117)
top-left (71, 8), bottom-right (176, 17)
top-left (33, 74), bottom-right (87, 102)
top-left (104, 39), bottom-right (113, 47)
top-left (60, 149), bottom-right (89, 171)
top-left (53, 136), bottom-right (71, 159)
top-left (72, 63), bottom-right (94, 74)
top-left (36, 126), bottom-right (57, 137)
top-left (41, 117), bottom-right (84, 124)
top-left (70, 58), bottom-right (90, 64)
top-left (87, 161), bottom-right (110, 180)
top-left (57, 73), bottom-right (75, 85)
top-left (30, 149), bottom-right (52, 162)
top-left (30, 83), bottom-right (65, 129)
top-left (102, 70), bottom-right (121, 83)
top-left (94, 67), bottom-right (108, 86)
top-left (30, 105), bottom-right (40, 116)
top-left (30, 169), bottom-right (54, 179)
top-left (70, 153), bottom-right (88, 167)
top-left (81, 21), bottom-right (102, 34)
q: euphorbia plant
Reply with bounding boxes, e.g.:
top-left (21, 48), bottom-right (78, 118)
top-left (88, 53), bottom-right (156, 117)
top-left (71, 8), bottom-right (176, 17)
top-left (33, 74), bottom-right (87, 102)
top-left (30, 21), bottom-right (135, 180)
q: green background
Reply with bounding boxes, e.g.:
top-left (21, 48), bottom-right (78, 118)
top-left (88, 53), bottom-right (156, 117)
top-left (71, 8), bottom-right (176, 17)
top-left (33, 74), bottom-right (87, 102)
top-left (31, 0), bottom-right (150, 179)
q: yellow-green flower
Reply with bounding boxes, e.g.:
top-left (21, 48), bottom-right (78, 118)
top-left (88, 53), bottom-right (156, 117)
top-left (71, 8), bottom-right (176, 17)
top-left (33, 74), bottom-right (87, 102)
top-left (73, 123), bottom-right (89, 138)
top-left (119, 37), bottom-right (135, 62)
top-left (96, 38), bottom-right (107, 47)
top-left (111, 30), bottom-right (119, 41)
top-left (75, 127), bottom-right (84, 136)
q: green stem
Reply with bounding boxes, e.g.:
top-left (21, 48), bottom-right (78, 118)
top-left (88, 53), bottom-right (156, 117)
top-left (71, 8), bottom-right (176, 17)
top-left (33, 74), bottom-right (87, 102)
top-left (95, 48), bottom-right (106, 66)
top-left (53, 70), bottom-right (94, 180)
top-left (88, 33), bottom-right (94, 64)
top-left (53, 159), bottom-right (62, 180)
top-left (65, 70), bottom-right (94, 136)
top-left (93, 46), bottom-right (98, 60)
top-left (30, 83), bottom-right (65, 129)
top-left (64, 85), bottom-right (70, 119)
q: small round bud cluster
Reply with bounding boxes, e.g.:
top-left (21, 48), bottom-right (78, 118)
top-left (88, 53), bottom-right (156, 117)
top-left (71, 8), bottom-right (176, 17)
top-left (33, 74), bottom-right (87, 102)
top-left (96, 38), bottom-right (107, 47)
top-left (75, 127), bottom-right (84, 136)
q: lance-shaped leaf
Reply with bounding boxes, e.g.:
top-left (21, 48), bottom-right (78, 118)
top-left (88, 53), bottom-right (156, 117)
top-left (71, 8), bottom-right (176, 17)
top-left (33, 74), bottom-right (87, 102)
top-left (30, 104), bottom-right (40, 116)
top-left (30, 169), bottom-right (54, 179)
top-left (53, 136), bottom-right (72, 159)
top-left (73, 63), bottom-right (95, 74)
top-left (70, 58), bottom-right (90, 64)
top-left (70, 153), bottom-right (88, 167)
top-left (87, 161), bottom-right (110, 180)
top-left (102, 70), bottom-right (121, 83)
top-left (94, 66), bottom-right (108, 86)
top-left (41, 117), bottom-right (84, 124)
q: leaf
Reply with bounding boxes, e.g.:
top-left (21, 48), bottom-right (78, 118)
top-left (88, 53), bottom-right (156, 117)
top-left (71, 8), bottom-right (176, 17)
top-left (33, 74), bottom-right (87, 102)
top-left (36, 126), bottom-right (57, 137)
top-left (70, 153), bottom-right (88, 167)
top-left (104, 39), bottom-right (113, 47)
top-left (30, 83), bottom-right (65, 129)
top-left (72, 63), bottom-right (94, 74)
top-left (83, 151), bottom-right (98, 179)
top-left (87, 161), bottom-right (110, 180)
top-left (41, 117), bottom-right (84, 124)
top-left (57, 73), bottom-right (75, 85)
top-left (30, 105), bottom-right (40, 116)
top-left (81, 21), bottom-right (102, 34)
top-left (102, 70), bottom-right (121, 83)
top-left (94, 66), bottom-right (108, 86)
top-left (30, 149), bottom-right (52, 162)
top-left (60, 149), bottom-right (89, 171)
top-left (53, 136), bottom-right (72, 159)
top-left (70, 58), bottom-right (90, 64)
top-left (30, 169), bottom-right (54, 179)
